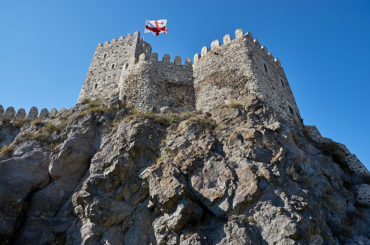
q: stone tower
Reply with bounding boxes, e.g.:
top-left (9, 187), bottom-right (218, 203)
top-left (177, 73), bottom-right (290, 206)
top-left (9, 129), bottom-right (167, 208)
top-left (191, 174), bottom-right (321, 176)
top-left (78, 31), bottom-right (151, 103)
top-left (78, 28), bottom-right (301, 123)
top-left (193, 28), bottom-right (301, 122)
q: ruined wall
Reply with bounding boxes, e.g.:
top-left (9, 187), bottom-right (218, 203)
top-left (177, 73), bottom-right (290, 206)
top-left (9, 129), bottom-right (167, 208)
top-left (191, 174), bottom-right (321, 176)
top-left (119, 52), bottom-right (194, 113)
top-left (78, 31), bottom-right (151, 103)
top-left (193, 28), bottom-right (301, 122)
top-left (0, 105), bottom-right (65, 120)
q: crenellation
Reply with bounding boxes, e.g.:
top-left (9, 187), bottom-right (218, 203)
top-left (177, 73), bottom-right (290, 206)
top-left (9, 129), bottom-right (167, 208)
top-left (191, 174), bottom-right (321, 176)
top-left (201, 46), bottom-right (209, 56)
top-left (193, 53), bottom-right (200, 64)
top-left (174, 56), bottom-right (181, 65)
top-left (0, 105), bottom-right (3, 118)
top-left (49, 108), bottom-right (58, 117)
top-left (245, 32), bottom-right (253, 41)
top-left (150, 53), bottom-right (158, 61)
top-left (4, 107), bottom-right (15, 119)
top-left (59, 107), bottom-right (67, 114)
top-left (211, 40), bottom-right (220, 50)
top-left (223, 34), bottom-right (232, 44)
top-left (97, 43), bottom-right (102, 47)
top-left (235, 28), bottom-right (244, 39)
top-left (78, 29), bottom-right (301, 123)
top-left (104, 40), bottom-right (110, 46)
top-left (185, 57), bottom-right (192, 66)
top-left (261, 46), bottom-right (268, 55)
top-left (111, 38), bottom-right (117, 43)
top-left (39, 108), bottom-right (49, 118)
top-left (253, 39), bottom-right (260, 47)
top-left (162, 54), bottom-right (170, 63)
top-left (16, 108), bottom-right (26, 119)
top-left (27, 107), bottom-right (38, 119)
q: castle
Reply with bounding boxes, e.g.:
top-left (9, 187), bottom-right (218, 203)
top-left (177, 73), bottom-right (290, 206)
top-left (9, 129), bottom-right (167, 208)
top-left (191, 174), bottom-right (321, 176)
top-left (78, 28), bottom-right (301, 122)
top-left (0, 28), bottom-right (369, 207)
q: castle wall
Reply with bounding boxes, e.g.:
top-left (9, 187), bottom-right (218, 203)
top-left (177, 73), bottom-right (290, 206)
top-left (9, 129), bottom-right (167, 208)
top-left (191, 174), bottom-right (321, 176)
top-left (78, 31), bottom-right (151, 103)
top-left (119, 53), bottom-right (194, 113)
top-left (193, 29), bottom-right (301, 122)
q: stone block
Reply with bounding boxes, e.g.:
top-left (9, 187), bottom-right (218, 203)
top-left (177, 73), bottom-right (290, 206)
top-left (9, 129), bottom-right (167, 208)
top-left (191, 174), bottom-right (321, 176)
top-left (201, 46), bottom-right (209, 56)
top-left (27, 107), bottom-right (38, 119)
top-left (193, 53), bottom-right (200, 64)
top-left (185, 57), bottom-right (192, 66)
top-left (39, 108), bottom-right (49, 118)
top-left (59, 107), bottom-right (67, 114)
top-left (4, 107), bottom-right (15, 119)
top-left (211, 40), bottom-right (220, 50)
top-left (174, 56), bottom-right (181, 65)
top-left (16, 108), bottom-right (26, 119)
top-left (162, 54), bottom-right (170, 63)
top-left (49, 108), bottom-right (58, 117)
top-left (0, 105), bottom-right (4, 118)
top-left (235, 28), bottom-right (244, 39)
top-left (223, 34), bottom-right (232, 44)
top-left (150, 53), bottom-right (158, 61)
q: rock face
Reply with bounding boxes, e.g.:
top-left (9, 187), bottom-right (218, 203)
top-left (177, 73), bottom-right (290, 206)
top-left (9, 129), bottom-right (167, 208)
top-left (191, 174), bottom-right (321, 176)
top-left (0, 96), bottom-right (369, 245)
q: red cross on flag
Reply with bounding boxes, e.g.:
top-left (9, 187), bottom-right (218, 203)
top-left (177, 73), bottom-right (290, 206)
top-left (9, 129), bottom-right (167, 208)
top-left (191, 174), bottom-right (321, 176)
top-left (145, 19), bottom-right (168, 36)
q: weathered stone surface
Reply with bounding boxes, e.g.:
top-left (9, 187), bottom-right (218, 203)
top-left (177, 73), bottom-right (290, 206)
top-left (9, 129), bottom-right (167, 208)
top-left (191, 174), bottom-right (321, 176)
top-left (0, 105), bottom-right (4, 118)
top-left (15, 108), bottom-right (26, 119)
top-left (357, 184), bottom-right (370, 206)
top-left (4, 107), bottom-right (15, 119)
top-left (0, 150), bottom-right (50, 239)
top-left (49, 108), bottom-right (58, 117)
top-left (0, 30), bottom-right (368, 245)
top-left (39, 108), bottom-right (49, 118)
top-left (27, 106), bottom-right (38, 119)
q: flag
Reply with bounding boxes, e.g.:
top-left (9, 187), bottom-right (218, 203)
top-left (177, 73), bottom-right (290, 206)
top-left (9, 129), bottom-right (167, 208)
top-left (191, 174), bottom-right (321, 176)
top-left (145, 19), bottom-right (167, 36)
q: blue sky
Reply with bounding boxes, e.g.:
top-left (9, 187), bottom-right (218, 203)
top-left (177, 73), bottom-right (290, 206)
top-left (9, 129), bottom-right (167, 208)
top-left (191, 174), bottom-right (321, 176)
top-left (0, 0), bottom-right (369, 169)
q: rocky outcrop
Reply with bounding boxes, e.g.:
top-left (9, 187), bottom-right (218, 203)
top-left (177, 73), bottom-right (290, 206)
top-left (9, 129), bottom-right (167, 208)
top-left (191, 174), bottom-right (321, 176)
top-left (0, 96), bottom-right (369, 244)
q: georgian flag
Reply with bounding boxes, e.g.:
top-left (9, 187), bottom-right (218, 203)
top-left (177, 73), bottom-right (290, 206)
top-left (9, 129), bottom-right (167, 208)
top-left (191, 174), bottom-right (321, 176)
top-left (145, 19), bottom-right (168, 36)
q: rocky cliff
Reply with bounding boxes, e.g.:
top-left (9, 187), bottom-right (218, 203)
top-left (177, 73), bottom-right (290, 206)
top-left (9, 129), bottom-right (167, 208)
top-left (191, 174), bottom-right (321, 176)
top-left (0, 97), bottom-right (369, 245)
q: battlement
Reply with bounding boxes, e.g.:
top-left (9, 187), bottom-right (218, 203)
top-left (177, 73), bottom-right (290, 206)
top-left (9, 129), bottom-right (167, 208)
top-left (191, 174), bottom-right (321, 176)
top-left (77, 28), bottom-right (302, 123)
top-left (0, 105), bottom-right (63, 120)
top-left (118, 50), bottom-right (194, 113)
top-left (193, 28), bottom-right (301, 123)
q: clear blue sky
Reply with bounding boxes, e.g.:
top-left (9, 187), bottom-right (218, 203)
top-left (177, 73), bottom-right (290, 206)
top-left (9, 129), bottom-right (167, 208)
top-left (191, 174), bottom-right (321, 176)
top-left (0, 0), bottom-right (369, 169)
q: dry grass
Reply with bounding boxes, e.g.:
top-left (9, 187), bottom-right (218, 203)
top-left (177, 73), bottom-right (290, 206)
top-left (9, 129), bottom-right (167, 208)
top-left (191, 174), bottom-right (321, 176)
top-left (227, 101), bottom-right (243, 109)
top-left (0, 143), bottom-right (15, 157)
top-left (128, 110), bottom-right (197, 126)
top-left (12, 118), bottom-right (31, 128)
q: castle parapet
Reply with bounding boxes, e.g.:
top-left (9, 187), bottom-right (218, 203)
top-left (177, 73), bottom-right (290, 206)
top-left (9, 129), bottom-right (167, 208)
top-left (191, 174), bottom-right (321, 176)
top-left (118, 50), bottom-right (194, 113)
top-left (4, 107), bottom-right (15, 119)
top-left (39, 108), bottom-right (49, 118)
top-left (16, 108), bottom-right (26, 119)
top-left (27, 107), bottom-right (38, 119)
top-left (192, 28), bottom-right (301, 123)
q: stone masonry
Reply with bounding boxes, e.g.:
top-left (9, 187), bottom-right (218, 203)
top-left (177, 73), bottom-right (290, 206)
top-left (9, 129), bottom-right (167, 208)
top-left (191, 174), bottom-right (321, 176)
top-left (193, 29), bottom-right (300, 122)
top-left (78, 28), bottom-right (301, 122)
top-left (119, 53), bottom-right (194, 113)
top-left (78, 31), bottom-right (151, 103)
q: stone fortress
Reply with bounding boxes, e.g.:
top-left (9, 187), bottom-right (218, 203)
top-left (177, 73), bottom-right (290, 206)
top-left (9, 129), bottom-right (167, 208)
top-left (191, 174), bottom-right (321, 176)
top-left (0, 28), bottom-right (369, 205)
top-left (0, 28), bottom-right (301, 122)
top-left (78, 28), bottom-right (301, 122)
